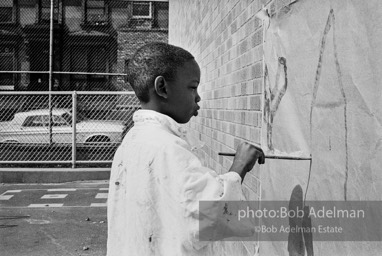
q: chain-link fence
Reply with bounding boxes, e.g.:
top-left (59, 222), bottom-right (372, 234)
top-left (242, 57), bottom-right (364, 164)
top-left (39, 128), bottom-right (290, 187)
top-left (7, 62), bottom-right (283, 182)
top-left (0, 0), bottom-right (168, 166)
top-left (0, 91), bottom-right (139, 166)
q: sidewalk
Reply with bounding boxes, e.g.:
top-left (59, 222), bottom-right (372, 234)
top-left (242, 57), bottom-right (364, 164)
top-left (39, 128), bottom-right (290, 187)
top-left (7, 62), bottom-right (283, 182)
top-left (0, 168), bottom-right (110, 183)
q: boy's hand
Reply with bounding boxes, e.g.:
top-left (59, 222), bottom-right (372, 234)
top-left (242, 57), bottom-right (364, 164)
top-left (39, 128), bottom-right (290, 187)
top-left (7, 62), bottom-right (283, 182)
top-left (229, 142), bottom-right (265, 181)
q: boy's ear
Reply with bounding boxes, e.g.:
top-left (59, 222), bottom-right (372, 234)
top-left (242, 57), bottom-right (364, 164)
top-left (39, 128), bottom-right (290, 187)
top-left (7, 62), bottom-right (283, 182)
top-left (154, 76), bottom-right (168, 99)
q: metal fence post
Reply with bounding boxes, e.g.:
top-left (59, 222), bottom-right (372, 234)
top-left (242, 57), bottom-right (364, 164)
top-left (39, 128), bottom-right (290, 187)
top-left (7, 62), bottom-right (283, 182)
top-left (48, 0), bottom-right (54, 145)
top-left (72, 91), bottom-right (77, 168)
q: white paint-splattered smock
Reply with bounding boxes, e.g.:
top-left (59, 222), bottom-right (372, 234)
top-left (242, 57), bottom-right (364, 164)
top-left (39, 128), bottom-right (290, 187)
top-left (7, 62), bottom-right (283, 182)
top-left (107, 110), bottom-right (251, 256)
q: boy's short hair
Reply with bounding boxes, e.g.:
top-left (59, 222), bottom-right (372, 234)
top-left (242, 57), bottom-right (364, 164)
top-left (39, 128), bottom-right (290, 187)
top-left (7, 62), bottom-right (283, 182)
top-left (127, 42), bottom-right (195, 103)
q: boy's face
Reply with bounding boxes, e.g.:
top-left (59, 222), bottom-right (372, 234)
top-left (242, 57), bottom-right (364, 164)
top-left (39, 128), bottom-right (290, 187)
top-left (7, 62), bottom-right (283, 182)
top-left (166, 59), bottom-right (201, 124)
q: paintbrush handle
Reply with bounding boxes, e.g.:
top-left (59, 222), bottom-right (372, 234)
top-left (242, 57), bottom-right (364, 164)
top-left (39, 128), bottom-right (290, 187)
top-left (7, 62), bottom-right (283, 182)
top-left (218, 152), bottom-right (312, 161)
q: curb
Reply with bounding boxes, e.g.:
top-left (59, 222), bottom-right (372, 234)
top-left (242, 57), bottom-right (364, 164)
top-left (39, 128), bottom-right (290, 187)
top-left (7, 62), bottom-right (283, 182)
top-left (0, 168), bottom-right (110, 183)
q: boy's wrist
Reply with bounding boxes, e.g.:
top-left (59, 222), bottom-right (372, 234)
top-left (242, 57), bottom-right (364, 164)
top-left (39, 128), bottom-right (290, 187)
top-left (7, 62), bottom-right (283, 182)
top-left (228, 161), bottom-right (248, 181)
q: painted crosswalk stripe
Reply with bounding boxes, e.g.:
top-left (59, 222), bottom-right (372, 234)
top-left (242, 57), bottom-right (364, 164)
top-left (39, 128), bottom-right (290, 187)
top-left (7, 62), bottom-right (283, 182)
top-left (99, 188), bottom-right (109, 191)
top-left (0, 195), bottom-right (14, 200)
top-left (90, 203), bottom-right (107, 207)
top-left (3, 190), bottom-right (22, 193)
top-left (41, 194), bottom-right (68, 199)
top-left (95, 193), bottom-right (108, 199)
top-left (47, 188), bottom-right (76, 192)
top-left (28, 204), bottom-right (64, 208)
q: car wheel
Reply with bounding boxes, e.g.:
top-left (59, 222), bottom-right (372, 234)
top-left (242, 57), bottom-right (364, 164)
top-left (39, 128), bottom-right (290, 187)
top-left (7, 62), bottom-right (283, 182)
top-left (85, 136), bottom-right (111, 145)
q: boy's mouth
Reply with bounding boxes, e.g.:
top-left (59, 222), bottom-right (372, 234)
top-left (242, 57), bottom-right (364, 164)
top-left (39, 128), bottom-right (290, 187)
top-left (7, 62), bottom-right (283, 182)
top-left (193, 106), bottom-right (200, 116)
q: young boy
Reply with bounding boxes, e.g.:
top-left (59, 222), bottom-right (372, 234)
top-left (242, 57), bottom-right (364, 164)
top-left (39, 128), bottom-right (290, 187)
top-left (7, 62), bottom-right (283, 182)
top-left (107, 42), bottom-right (265, 255)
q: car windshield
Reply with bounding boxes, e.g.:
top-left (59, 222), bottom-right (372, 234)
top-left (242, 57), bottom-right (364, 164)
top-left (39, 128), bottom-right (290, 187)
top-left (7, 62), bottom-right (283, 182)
top-left (62, 112), bottom-right (88, 124)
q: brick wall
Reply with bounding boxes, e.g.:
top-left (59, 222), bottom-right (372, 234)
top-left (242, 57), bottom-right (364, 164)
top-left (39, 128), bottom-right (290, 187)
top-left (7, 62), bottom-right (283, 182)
top-left (169, 0), bottom-right (273, 201)
top-left (169, 1), bottom-right (272, 253)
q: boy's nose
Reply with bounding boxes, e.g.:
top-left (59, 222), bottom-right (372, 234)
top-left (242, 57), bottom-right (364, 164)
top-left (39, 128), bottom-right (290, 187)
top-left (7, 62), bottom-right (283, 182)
top-left (195, 93), bottom-right (201, 102)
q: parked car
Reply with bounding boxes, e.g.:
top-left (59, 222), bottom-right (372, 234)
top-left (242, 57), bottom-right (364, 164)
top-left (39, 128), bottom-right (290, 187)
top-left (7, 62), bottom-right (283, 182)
top-left (0, 109), bottom-right (125, 145)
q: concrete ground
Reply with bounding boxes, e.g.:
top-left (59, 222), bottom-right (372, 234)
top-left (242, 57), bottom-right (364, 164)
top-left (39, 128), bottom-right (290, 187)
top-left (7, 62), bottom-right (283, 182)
top-left (0, 167), bottom-right (110, 183)
top-left (0, 181), bottom-right (109, 256)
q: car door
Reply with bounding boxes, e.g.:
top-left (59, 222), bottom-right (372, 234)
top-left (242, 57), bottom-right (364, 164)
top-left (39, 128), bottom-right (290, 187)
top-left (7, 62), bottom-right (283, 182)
top-left (52, 114), bottom-right (72, 144)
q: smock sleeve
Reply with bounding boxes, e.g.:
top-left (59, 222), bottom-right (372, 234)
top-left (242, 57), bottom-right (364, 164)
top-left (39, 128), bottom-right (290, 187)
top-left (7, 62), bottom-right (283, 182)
top-left (153, 140), bottom-right (255, 252)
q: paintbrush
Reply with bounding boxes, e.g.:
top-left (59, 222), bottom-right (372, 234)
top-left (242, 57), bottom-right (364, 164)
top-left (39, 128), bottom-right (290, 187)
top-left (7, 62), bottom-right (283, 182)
top-left (218, 152), bottom-right (312, 161)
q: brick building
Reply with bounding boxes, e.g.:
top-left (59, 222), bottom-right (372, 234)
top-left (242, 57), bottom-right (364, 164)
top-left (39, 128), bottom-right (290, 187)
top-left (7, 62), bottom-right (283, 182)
top-left (0, 0), bottom-right (168, 92)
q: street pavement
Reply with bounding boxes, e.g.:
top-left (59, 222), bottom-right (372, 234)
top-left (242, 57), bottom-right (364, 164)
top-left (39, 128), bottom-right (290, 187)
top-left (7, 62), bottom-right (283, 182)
top-left (0, 180), bottom-right (109, 256)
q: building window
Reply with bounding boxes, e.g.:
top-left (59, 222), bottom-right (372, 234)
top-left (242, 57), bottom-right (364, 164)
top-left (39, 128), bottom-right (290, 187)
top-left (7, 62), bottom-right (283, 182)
top-left (86, 0), bottom-right (106, 24)
top-left (64, 0), bottom-right (81, 31)
top-left (40, 0), bottom-right (59, 23)
top-left (0, 0), bottom-right (14, 23)
top-left (0, 46), bottom-right (15, 91)
top-left (20, 0), bottom-right (36, 26)
top-left (153, 1), bottom-right (168, 28)
top-left (132, 2), bottom-right (152, 19)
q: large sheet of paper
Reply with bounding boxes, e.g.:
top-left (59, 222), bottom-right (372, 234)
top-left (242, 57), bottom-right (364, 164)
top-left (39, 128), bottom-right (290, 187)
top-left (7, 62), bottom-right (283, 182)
top-left (260, 0), bottom-right (382, 254)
